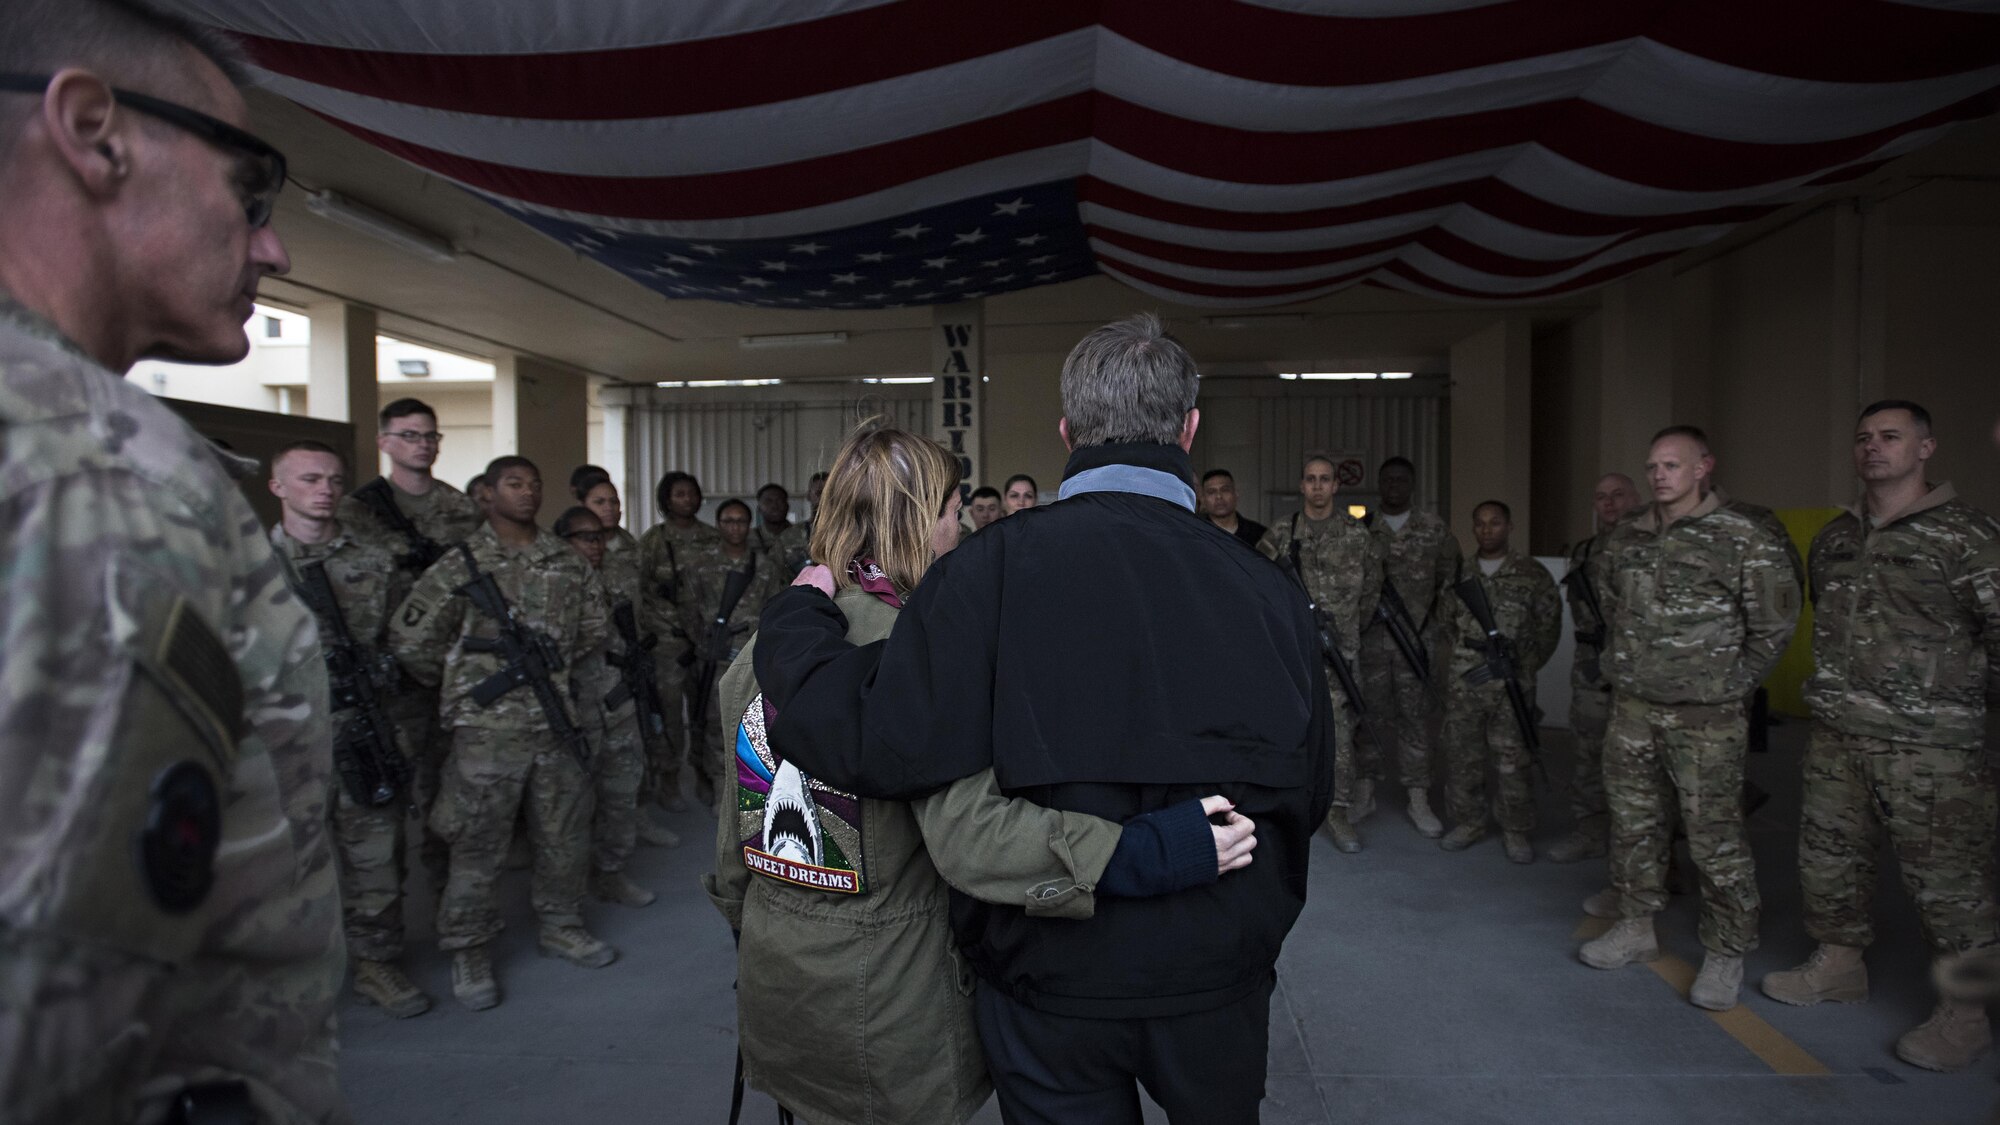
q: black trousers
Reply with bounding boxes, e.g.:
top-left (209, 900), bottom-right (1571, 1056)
top-left (972, 975), bottom-right (1275, 1125)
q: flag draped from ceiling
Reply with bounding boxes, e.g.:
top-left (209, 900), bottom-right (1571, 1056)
top-left (171, 0), bottom-right (2000, 309)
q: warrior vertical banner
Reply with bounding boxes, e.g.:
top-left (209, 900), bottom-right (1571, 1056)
top-left (932, 303), bottom-right (984, 501)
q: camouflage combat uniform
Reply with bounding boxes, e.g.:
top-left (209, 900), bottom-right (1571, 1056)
top-left (1595, 492), bottom-right (1800, 954)
top-left (0, 299), bottom-right (346, 1124)
top-left (681, 541), bottom-right (788, 805)
top-left (1258, 513), bottom-right (1384, 812)
top-left (772, 516), bottom-right (815, 577)
top-left (270, 523), bottom-right (415, 965)
top-left (583, 527), bottom-right (649, 876)
top-left (1439, 553), bottom-right (1560, 835)
top-left (338, 477), bottom-right (482, 889)
top-left (635, 517), bottom-right (720, 805)
top-left (1797, 484), bottom-right (2000, 956)
top-left (1360, 509), bottom-right (1460, 788)
top-left (390, 525), bottom-right (608, 953)
top-left (1562, 531), bottom-right (1617, 844)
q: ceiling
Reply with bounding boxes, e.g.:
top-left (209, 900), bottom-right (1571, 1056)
top-left (193, 2), bottom-right (2000, 384)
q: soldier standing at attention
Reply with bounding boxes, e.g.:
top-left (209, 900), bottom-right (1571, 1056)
top-left (391, 456), bottom-right (614, 1010)
top-left (466, 473), bottom-right (492, 517)
top-left (269, 442), bottom-right (430, 1018)
top-left (965, 485), bottom-right (1003, 533)
top-left (1258, 455), bottom-right (1384, 852)
top-left (340, 396), bottom-right (483, 894)
top-left (772, 470), bottom-right (826, 575)
top-left (637, 470), bottom-right (720, 810)
top-left (1200, 468), bottom-right (1267, 547)
top-left (1760, 400), bottom-right (2000, 1072)
top-left (1579, 426), bottom-right (1799, 1012)
top-left (752, 482), bottom-right (791, 555)
top-left (1436, 502), bottom-right (1560, 862)
top-left (0, 1), bottom-right (345, 1118)
top-left (1359, 456), bottom-right (1462, 838)
top-left (683, 498), bottom-right (787, 808)
top-left (554, 506), bottom-right (662, 908)
top-left (1548, 473), bottom-right (1642, 865)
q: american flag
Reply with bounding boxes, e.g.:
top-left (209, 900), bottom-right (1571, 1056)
top-left (173, 0), bottom-right (2000, 309)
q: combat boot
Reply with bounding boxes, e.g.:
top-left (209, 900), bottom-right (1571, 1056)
top-left (592, 869), bottom-right (658, 908)
top-left (353, 959), bottom-right (431, 1019)
top-left (1438, 824), bottom-right (1485, 852)
top-left (637, 819), bottom-right (680, 848)
top-left (1503, 832), bottom-right (1534, 865)
top-left (538, 923), bottom-right (619, 969)
top-left (1546, 831), bottom-right (1607, 864)
top-left (1896, 997), bottom-right (1992, 1072)
top-left (450, 947), bottom-right (499, 1011)
top-left (1351, 779), bottom-right (1377, 823)
top-left (1579, 917), bottom-right (1659, 969)
top-left (1690, 953), bottom-right (1743, 1011)
top-left (1581, 887), bottom-right (1621, 919)
top-left (1405, 788), bottom-right (1443, 839)
top-left (1323, 809), bottom-right (1363, 853)
top-left (1760, 944), bottom-right (1868, 1006)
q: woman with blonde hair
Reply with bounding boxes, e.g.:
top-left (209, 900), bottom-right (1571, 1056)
top-left (705, 421), bottom-right (1251, 1125)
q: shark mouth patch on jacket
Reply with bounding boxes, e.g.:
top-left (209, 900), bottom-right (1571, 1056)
top-left (762, 759), bottom-right (823, 867)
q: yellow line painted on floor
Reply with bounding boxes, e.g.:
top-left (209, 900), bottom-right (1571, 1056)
top-left (1573, 915), bottom-right (1831, 1077)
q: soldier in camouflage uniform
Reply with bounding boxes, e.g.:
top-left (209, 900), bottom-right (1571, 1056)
top-left (772, 470), bottom-right (827, 576)
top-left (636, 470), bottom-right (721, 808)
top-left (683, 498), bottom-right (789, 810)
top-left (1761, 401), bottom-right (2000, 1073)
top-left (391, 457), bottom-right (615, 1010)
top-left (1549, 473), bottom-right (1641, 864)
top-left (1579, 426), bottom-right (1799, 1013)
top-left (752, 481), bottom-right (794, 557)
top-left (1359, 456), bottom-right (1462, 838)
top-left (338, 396), bottom-right (484, 894)
top-left (555, 505), bottom-right (665, 909)
top-left (1436, 501), bottom-right (1560, 862)
top-left (0, 6), bottom-right (345, 1118)
top-left (269, 443), bottom-right (432, 1018)
top-left (1258, 456), bottom-right (1384, 852)
top-left (574, 468), bottom-right (678, 847)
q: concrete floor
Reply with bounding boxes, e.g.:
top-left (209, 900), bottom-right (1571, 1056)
top-left (338, 719), bottom-right (1997, 1124)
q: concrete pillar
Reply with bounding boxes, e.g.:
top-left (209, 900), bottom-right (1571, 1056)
top-left (1449, 319), bottom-right (1533, 543)
top-left (306, 301), bottom-right (378, 476)
top-left (493, 353), bottom-right (589, 523)
top-left (932, 301), bottom-right (986, 497)
top-left (1596, 266), bottom-right (1676, 478)
top-left (599, 384), bottom-right (631, 531)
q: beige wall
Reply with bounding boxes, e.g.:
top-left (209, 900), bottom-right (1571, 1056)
top-left (494, 354), bottom-right (590, 521)
top-left (1450, 320), bottom-right (1533, 545)
top-left (983, 351), bottom-right (1069, 497)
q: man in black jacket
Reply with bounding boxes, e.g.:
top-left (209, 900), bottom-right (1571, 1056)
top-left (753, 312), bottom-right (1336, 1125)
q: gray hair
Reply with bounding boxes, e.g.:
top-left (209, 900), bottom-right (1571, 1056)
top-left (1, 0), bottom-right (251, 95)
top-left (1059, 313), bottom-right (1201, 448)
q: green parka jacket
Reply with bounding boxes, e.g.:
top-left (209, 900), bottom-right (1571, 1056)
top-left (703, 586), bottom-right (1124, 1125)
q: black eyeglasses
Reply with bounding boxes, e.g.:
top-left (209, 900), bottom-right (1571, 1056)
top-left (0, 73), bottom-right (288, 228)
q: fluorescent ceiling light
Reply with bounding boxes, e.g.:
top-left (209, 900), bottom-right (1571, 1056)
top-left (739, 332), bottom-right (848, 349)
top-left (1284, 372), bottom-right (1377, 380)
top-left (304, 190), bottom-right (457, 264)
top-left (863, 376), bottom-right (933, 384)
top-left (1380, 371), bottom-right (1415, 380)
top-left (654, 379), bottom-right (783, 388)
top-left (1201, 313), bottom-right (1308, 329)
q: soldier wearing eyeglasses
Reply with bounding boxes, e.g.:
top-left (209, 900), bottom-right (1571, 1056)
top-left (0, 2), bottom-right (346, 1122)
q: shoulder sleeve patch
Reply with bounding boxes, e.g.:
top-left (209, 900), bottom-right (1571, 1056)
top-left (152, 598), bottom-right (242, 758)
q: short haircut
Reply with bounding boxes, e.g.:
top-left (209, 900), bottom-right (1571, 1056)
top-left (1379, 456), bottom-right (1416, 476)
top-left (569, 464), bottom-right (610, 499)
top-left (1201, 468), bottom-right (1234, 485)
top-left (809, 471), bottom-right (828, 485)
top-left (1301, 453), bottom-right (1336, 474)
top-left (0, 0), bottom-right (250, 92)
top-left (656, 470), bottom-right (699, 512)
top-left (1059, 312), bottom-right (1200, 447)
top-left (970, 486), bottom-right (1001, 502)
top-left (1859, 399), bottom-right (1933, 436)
top-left (757, 482), bottom-right (788, 500)
top-left (1474, 499), bottom-right (1512, 521)
top-left (1650, 424), bottom-right (1711, 455)
top-left (379, 397), bottom-right (437, 428)
top-left (270, 439), bottom-right (343, 475)
top-left (465, 474), bottom-right (488, 494)
top-left (715, 498), bottom-right (752, 521)
top-left (552, 505), bottom-right (600, 538)
top-left (484, 455), bottom-right (537, 482)
top-left (1004, 473), bottom-right (1037, 493)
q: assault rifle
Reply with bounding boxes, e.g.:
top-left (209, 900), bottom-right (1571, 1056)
top-left (295, 560), bottom-right (410, 807)
top-left (352, 478), bottom-right (445, 573)
top-left (453, 543), bottom-right (591, 767)
top-left (1284, 537), bottom-right (1373, 737)
top-left (686, 556), bottom-right (758, 738)
top-left (604, 600), bottom-right (668, 739)
top-left (1373, 577), bottom-right (1431, 684)
top-left (1561, 555), bottom-right (1608, 650)
top-left (1454, 575), bottom-right (1546, 786)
